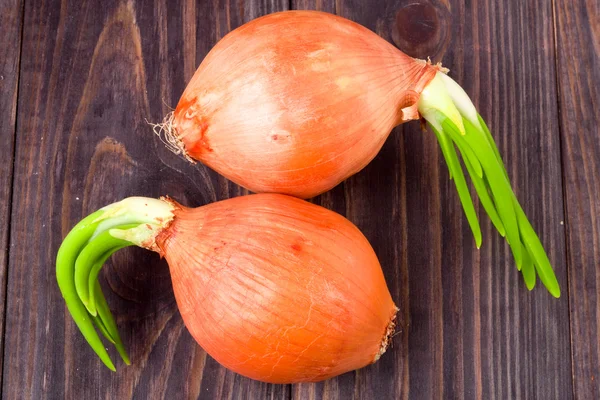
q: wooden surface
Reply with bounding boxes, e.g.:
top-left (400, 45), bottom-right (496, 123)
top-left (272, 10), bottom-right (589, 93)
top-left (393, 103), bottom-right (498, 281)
top-left (0, 0), bottom-right (24, 390)
top-left (554, 0), bottom-right (600, 398)
top-left (0, 0), bottom-right (597, 399)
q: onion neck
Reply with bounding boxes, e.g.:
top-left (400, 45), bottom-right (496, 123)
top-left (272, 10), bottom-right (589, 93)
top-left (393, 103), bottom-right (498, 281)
top-left (417, 71), bottom-right (560, 298)
top-left (97, 197), bottom-right (177, 251)
top-left (394, 60), bottom-right (447, 125)
top-left (56, 197), bottom-right (176, 371)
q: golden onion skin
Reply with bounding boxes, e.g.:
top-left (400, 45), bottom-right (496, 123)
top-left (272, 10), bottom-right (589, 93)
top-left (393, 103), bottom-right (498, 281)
top-left (156, 194), bottom-right (397, 383)
top-left (173, 11), bottom-right (438, 198)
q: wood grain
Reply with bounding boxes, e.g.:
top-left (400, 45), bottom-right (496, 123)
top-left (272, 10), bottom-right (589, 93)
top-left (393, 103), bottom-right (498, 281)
top-left (554, 0), bottom-right (600, 398)
top-left (2, 0), bottom-right (288, 399)
top-left (294, 0), bottom-right (335, 12)
top-left (288, 0), bottom-right (571, 399)
top-left (1, 0), bottom-right (591, 399)
top-left (0, 0), bottom-right (24, 391)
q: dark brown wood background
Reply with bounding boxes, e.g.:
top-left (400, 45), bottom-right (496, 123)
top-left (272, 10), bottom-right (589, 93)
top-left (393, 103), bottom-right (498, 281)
top-left (0, 0), bottom-right (597, 398)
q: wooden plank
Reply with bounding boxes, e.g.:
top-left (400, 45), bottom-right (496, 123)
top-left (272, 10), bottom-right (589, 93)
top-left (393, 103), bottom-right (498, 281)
top-left (554, 0), bottom-right (600, 397)
top-left (294, 0), bottom-right (335, 12)
top-left (0, 0), bottom-right (24, 392)
top-left (2, 1), bottom-right (289, 399)
top-left (290, 0), bottom-right (572, 399)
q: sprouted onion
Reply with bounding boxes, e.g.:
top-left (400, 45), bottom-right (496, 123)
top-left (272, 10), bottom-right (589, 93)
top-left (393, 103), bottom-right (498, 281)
top-left (156, 11), bottom-right (559, 296)
top-left (57, 194), bottom-right (397, 381)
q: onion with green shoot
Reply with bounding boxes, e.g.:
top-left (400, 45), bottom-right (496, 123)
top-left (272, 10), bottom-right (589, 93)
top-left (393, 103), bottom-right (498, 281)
top-left (57, 194), bottom-right (398, 381)
top-left (155, 10), bottom-right (559, 296)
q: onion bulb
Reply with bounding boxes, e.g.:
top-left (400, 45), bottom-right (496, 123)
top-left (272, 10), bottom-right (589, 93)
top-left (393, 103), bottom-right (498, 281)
top-left (156, 10), bottom-right (560, 297)
top-left (56, 194), bottom-right (397, 382)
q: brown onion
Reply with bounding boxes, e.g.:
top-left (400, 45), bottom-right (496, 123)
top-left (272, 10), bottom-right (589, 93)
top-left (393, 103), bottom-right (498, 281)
top-left (158, 10), bottom-right (560, 297)
top-left (163, 10), bottom-right (440, 198)
top-left (57, 194), bottom-right (398, 382)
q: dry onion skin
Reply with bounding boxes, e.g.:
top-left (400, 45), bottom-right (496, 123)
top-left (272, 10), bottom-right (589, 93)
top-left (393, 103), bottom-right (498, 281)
top-left (56, 194), bottom-right (398, 382)
top-left (159, 11), bottom-right (560, 296)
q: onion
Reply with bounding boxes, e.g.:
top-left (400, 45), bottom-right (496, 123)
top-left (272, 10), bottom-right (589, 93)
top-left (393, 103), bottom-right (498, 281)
top-left (57, 194), bottom-right (397, 382)
top-left (166, 10), bottom-right (438, 198)
top-left (157, 10), bottom-right (560, 297)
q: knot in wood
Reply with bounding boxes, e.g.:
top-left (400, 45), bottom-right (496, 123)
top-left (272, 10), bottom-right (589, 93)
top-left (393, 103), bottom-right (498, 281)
top-left (391, 1), bottom-right (450, 60)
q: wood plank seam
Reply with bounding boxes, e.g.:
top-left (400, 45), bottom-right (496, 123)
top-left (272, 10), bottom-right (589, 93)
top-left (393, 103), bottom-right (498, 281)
top-left (549, 9), bottom-right (577, 400)
top-left (0, 0), bottom-right (26, 396)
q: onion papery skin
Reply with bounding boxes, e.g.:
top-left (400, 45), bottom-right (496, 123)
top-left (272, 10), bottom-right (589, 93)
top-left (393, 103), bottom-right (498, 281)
top-left (156, 194), bottom-right (397, 383)
top-left (173, 11), bottom-right (438, 198)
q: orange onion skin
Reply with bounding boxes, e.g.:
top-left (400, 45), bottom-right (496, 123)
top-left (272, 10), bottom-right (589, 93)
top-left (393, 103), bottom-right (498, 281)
top-left (156, 194), bottom-right (397, 383)
top-left (173, 11), bottom-right (438, 198)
